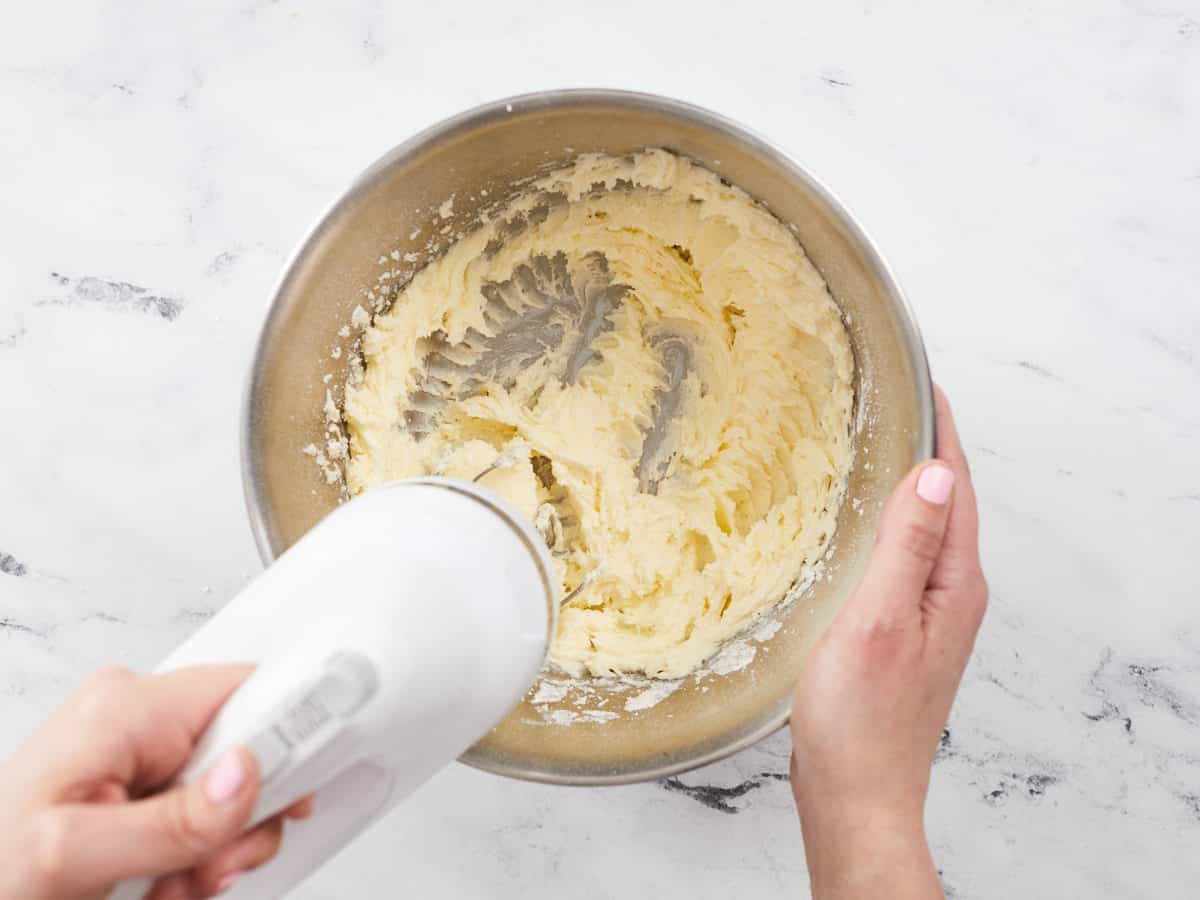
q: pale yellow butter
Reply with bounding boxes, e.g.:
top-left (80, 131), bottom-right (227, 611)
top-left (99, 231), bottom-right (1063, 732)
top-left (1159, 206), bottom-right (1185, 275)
top-left (344, 150), bottom-right (854, 679)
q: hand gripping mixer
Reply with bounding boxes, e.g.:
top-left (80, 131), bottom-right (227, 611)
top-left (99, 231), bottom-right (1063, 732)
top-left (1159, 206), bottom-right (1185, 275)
top-left (113, 478), bottom-right (556, 899)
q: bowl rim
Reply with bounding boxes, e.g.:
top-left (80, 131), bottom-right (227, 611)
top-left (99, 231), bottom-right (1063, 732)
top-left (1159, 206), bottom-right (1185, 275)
top-left (241, 88), bottom-right (935, 785)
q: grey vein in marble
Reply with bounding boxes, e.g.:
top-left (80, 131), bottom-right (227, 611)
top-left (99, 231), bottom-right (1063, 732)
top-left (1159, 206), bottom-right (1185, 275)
top-left (81, 611), bottom-right (127, 625)
top-left (982, 771), bottom-right (1062, 806)
top-left (41, 273), bottom-right (184, 321)
top-left (173, 606), bottom-right (216, 624)
top-left (0, 318), bottom-right (27, 349)
top-left (935, 724), bottom-right (1065, 807)
top-left (660, 771), bottom-right (790, 814)
top-left (0, 553), bottom-right (28, 577)
top-left (1015, 359), bottom-right (1062, 380)
top-left (1087, 646), bottom-right (1200, 728)
top-left (205, 250), bottom-right (241, 276)
top-left (1143, 330), bottom-right (1198, 374)
top-left (0, 618), bottom-right (50, 639)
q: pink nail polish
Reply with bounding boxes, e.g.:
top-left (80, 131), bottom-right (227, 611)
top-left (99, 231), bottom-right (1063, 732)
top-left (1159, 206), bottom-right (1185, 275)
top-left (205, 750), bottom-right (246, 805)
top-left (916, 463), bottom-right (954, 505)
top-left (217, 869), bottom-right (246, 893)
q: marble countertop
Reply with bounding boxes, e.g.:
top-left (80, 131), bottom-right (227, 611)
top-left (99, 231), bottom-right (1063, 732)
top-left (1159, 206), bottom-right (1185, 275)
top-left (2, 2), bottom-right (1198, 897)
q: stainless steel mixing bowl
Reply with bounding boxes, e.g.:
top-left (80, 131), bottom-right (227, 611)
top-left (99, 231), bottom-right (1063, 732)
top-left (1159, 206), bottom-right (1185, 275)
top-left (242, 89), bottom-right (933, 785)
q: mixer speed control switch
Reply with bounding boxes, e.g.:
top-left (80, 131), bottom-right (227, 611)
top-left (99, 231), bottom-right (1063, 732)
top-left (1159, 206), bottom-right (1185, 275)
top-left (246, 652), bottom-right (379, 783)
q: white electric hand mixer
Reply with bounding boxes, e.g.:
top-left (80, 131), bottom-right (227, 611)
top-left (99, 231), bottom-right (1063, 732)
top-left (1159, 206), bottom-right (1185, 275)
top-left (113, 478), bottom-right (556, 899)
top-left (114, 248), bottom-right (692, 899)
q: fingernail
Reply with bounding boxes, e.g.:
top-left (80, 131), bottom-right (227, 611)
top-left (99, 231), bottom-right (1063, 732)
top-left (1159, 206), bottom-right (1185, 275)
top-left (916, 463), bottom-right (955, 505)
top-left (204, 749), bottom-right (246, 805)
top-left (217, 869), bottom-right (246, 893)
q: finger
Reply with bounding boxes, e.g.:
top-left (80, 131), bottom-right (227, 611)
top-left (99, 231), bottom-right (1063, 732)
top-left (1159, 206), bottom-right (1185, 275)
top-left (923, 387), bottom-right (988, 646)
top-left (26, 748), bottom-right (260, 894)
top-left (126, 666), bottom-right (255, 792)
top-left (28, 665), bottom-right (255, 801)
top-left (844, 460), bottom-right (955, 624)
top-left (187, 814), bottom-right (286, 897)
top-left (928, 386), bottom-right (981, 592)
top-left (141, 666), bottom-right (257, 741)
top-left (15, 666), bottom-right (146, 798)
top-left (284, 795), bottom-right (315, 820)
top-left (143, 870), bottom-right (235, 900)
top-left (144, 815), bottom-right (292, 900)
top-left (142, 871), bottom-right (194, 900)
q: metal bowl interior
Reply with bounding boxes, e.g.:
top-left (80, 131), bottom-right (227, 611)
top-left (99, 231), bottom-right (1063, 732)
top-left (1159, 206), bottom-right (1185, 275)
top-left (243, 90), bottom-right (933, 785)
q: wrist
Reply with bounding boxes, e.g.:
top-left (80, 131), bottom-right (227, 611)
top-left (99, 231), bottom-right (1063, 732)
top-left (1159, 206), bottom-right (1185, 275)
top-left (793, 771), bottom-right (926, 835)
top-left (797, 799), bottom-right (936, 900)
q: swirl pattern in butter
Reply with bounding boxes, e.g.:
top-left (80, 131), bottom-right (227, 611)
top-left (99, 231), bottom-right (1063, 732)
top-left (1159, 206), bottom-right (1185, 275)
top-left (344, 150), bottom-right (854, 679)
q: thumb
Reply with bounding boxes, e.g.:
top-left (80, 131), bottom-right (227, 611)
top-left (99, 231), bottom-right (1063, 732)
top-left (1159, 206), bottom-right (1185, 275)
top-left (846, 461), bottom-right (955, 623)
top-left (30, 748), bottom-right (260, 894)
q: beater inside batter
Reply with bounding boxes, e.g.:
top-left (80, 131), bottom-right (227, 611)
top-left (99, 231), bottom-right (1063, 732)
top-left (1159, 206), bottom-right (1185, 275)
top-left (343, 150), bottom-right (854, 679)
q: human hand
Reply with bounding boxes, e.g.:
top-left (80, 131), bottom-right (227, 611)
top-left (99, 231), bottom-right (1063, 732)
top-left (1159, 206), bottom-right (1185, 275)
top-left (790, 387), bottom-right (987, 900)
top-left (0, 665), bottom-right (313, 899)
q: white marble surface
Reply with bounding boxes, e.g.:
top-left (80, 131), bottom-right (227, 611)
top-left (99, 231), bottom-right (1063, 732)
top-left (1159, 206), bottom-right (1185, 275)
top-left (2, 1), bottom-right (1199, 897)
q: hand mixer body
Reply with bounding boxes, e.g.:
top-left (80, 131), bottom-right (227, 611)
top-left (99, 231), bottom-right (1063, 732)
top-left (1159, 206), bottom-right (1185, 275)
top-left (116, 478), bottom-right (556, 899)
